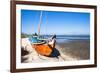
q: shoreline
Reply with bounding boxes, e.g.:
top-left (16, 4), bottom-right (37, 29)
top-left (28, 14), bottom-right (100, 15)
top-left (21, 38), bottom-right (90, 63)
top-left (56, 39), bottom-right (90, 60)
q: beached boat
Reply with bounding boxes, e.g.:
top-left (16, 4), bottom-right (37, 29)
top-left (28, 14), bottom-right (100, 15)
top-left (29, 11), bottom-right (60, 57)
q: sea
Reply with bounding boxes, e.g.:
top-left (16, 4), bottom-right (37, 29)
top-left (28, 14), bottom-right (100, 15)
top-left (40, 35), bottom-right (90, 43)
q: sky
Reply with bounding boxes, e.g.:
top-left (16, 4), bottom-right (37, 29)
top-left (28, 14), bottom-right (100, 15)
top-left (21, 9), bottom-right (90, 35)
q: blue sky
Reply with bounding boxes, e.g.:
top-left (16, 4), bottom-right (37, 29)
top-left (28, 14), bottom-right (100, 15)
top-left (21, 9), bottom-right (90, 35)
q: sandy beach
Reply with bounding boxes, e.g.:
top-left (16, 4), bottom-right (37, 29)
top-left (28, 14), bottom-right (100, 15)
top-left (56, 39), bottom-right (90, 60)
top-left (21, 38), bottom-right (90, 63)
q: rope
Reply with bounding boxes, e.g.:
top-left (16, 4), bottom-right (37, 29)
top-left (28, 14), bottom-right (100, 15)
top-left (38, 11), bottom-right (43, 36)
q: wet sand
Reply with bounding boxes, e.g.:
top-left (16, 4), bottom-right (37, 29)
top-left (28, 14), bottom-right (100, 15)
top-left (56, 39), bottom-right (90, 60)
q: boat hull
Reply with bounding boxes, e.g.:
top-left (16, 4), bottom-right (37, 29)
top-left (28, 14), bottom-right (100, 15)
top-left (32, 44), bottom-right (52, 56)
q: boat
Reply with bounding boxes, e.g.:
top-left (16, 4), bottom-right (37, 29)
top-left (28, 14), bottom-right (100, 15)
top-left (30, 11), bottom-right (60, 57)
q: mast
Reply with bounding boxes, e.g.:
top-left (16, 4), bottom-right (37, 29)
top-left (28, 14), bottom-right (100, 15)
top-left (38, 11), bottom-right (43, 37)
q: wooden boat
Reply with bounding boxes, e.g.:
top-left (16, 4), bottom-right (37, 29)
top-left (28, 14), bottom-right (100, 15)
top-left (32, 44), bottom-right (53, 56)
top-left (30, 11), bottom-right (60, 57)
top-left (29, 35), bottom-right (54, 56)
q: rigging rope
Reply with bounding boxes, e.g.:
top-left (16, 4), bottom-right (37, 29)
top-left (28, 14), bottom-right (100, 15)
top-left (38, 11), bottom-right (43, 36)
